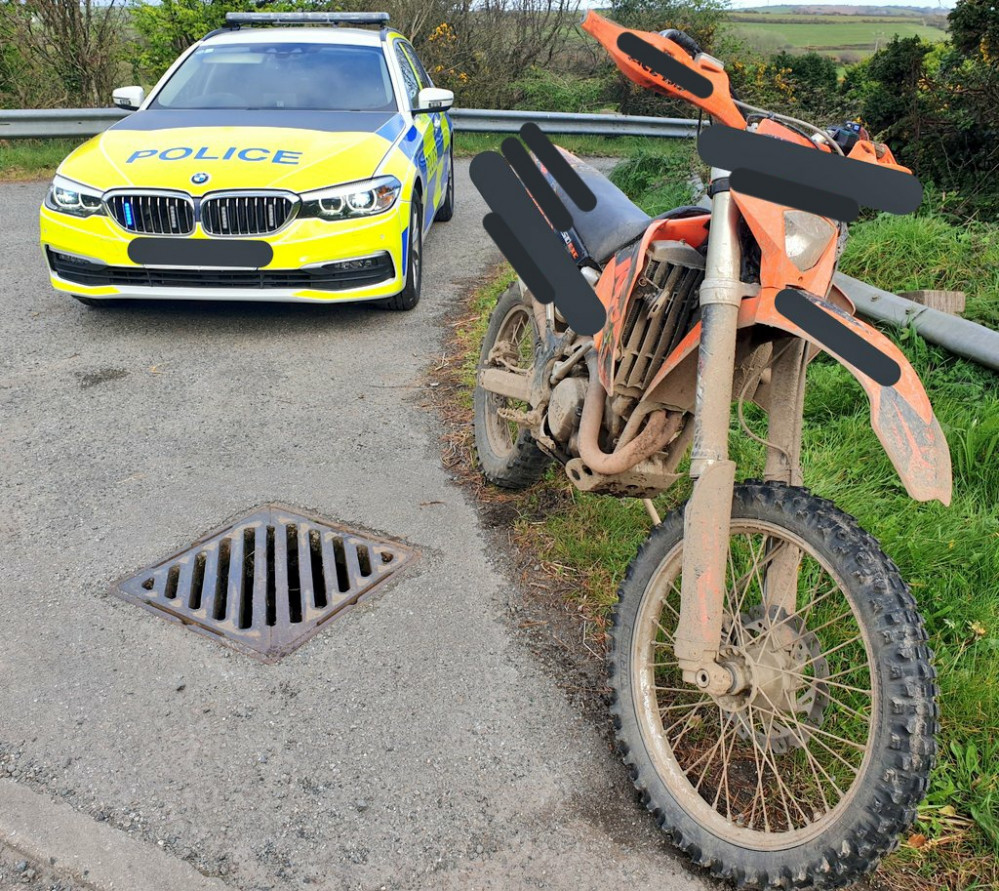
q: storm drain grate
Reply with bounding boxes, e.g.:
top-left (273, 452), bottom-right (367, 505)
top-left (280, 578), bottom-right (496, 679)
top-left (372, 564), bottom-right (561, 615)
top-left (115, 504), bottom-right (416, 662)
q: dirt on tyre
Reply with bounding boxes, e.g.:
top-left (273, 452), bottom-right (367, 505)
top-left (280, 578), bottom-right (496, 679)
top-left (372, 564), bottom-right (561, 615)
top-left (610, 481), bottom-right (937, 889)
top-left (380, 197), bottom-right (423, 311)
top-left (473, 283), bottom-right (551, 489)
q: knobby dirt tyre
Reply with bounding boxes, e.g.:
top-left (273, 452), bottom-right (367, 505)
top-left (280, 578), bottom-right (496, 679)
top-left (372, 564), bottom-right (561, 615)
top-left (610, 481), bottom-right (937, 889)
top-left (473, 284), bottom-right (551, 489)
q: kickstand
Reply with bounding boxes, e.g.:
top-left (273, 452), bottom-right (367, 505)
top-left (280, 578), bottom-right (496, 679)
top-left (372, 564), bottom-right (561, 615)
top-left (643, 498), bottom-right (661, 526)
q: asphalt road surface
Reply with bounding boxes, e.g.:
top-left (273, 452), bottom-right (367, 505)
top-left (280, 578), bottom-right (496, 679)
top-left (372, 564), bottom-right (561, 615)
top-left (0, 163), bottom-right (708, 891)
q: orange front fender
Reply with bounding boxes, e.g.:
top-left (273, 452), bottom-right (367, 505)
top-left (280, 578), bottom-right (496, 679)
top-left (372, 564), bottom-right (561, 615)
top-left (752, 288), bottom-right (952, 504)
top-left (645, 288), bottom-right (952, 505)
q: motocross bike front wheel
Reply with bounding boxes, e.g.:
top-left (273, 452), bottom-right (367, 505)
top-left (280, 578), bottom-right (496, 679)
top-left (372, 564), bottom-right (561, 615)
top-left (473, 283), bottom-right (552, 489)
top-left (611, 482), bottom-right (937, 889)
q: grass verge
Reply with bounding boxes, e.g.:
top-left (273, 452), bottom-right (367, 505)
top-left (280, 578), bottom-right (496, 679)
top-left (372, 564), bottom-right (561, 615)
top-left (435, 143), bottom-right (999, 889)
top-left (0, 138), bottom-right (85, 182)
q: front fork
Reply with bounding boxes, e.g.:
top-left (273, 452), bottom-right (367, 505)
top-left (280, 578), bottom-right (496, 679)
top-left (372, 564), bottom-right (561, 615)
top-left (674, 177), bottom-right (750, 694)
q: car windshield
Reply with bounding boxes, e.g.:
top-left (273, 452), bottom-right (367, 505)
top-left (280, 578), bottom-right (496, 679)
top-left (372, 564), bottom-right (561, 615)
top-left (152, 42), bottom-right (397, 112)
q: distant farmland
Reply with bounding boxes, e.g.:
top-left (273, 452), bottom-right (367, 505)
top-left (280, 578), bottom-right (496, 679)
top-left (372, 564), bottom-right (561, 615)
top-left (726, 12), bottom-right (947, 60)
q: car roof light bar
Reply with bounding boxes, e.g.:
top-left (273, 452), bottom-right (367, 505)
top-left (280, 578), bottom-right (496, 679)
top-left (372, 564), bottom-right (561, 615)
top-left (224, 12), bottom-right (390, 27)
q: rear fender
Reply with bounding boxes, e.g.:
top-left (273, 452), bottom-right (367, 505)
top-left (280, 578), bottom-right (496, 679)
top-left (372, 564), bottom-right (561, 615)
top-left (644, 288), bottom-right (952, 505)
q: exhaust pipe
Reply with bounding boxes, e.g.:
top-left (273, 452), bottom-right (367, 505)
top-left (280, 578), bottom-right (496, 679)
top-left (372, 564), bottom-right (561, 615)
top-left (577, 352), bottom-right (680, 475)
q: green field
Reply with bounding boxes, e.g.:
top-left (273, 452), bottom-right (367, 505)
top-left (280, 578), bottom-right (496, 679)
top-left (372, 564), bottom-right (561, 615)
top-left (727, 13), bottom-right (946, 59)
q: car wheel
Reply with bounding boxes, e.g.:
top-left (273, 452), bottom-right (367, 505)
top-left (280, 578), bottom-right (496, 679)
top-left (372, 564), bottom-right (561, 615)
top-left (379, 197), bottom-right (423, 312)
top-left (434, 150), bottom-right (455, 223)
top-left (72, 295), bottom-right (112, 307)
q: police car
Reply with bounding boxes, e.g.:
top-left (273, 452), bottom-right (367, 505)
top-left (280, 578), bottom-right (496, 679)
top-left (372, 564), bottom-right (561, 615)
top-left (39, 12), bottom-right (454, 310)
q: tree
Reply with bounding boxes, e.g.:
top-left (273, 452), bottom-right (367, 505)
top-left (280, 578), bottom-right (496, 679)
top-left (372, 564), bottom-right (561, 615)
top-left (771, 51), bottom-right (837, 95)
top-left (0, 0), bottom-right (128, 106)
top-left (850, 31), bottom-right (999, 220)
top-left (861, 36), bottom-right (931, 146)
top-left (609, 0), bottom-right (727, 52)
top-left (949, 0), bottom-right (999, 63)
top-left (132, 0), bottom-right (369, 82)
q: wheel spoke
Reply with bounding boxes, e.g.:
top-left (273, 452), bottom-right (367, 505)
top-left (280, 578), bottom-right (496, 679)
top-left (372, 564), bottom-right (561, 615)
top-left (757, 704), bottom-right (808, 829)
top-left (659, 697), bottom-right (711, 715)
top-left (754, 689), bottom-right (849, 802)
top-left (693, 708), bottom-right (734, 793)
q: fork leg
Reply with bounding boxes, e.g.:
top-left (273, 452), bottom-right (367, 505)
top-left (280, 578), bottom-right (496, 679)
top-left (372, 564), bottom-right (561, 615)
top-left (761, 336), bottom-right (808, 616)
top-left (674, 180), bottom-right (744, 694)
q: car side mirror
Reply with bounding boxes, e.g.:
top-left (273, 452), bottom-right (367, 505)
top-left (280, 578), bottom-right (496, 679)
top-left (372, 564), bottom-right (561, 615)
top-left (412, 87), bottom-right (454, 114)
top-left (112, 86), bottom-right (145, 111)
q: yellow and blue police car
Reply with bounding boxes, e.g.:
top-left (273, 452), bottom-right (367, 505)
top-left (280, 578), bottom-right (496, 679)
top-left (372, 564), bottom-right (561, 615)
top-left (39, 12), bottom-right (454, 310)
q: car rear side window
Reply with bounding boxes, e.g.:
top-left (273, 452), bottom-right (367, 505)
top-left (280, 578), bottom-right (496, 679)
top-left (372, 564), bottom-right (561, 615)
top-left (153, 43), bottom-right (397, 112)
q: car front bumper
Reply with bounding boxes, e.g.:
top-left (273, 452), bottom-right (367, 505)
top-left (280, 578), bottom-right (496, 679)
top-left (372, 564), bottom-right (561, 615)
top-left (40, 201), bottom-right (410, 303)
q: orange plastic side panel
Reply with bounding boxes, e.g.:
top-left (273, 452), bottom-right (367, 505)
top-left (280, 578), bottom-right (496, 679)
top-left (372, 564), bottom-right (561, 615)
top-left (593, 213), bottom-right (710, 387)
top-left (580, 11), bottom-right (745, 130)
top-left (847, 138), bottom-right (912, 175)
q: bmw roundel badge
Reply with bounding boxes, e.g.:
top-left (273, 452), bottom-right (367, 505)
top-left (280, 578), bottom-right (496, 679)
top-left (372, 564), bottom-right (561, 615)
top-left (191, 172), bottom-right (210, 185)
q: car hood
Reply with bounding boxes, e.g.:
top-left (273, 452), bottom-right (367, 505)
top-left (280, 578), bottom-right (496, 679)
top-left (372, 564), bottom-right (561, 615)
top-left (58, 109), bottom-right (409, 195)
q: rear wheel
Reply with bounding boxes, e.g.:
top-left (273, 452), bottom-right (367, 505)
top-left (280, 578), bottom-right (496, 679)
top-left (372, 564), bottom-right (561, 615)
top-left (473, 284), bottom-right (551, 489)
top-left (379, 197), bottom-right (422, 311)
top-left (611, 482), bottom-right (937, 888)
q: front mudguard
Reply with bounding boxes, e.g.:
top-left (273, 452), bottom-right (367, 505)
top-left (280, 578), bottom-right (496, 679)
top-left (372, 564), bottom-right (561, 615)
top-left (753, 287), bottom-right (952, 504)
top-left (644, 287), bottom-right (953, 505)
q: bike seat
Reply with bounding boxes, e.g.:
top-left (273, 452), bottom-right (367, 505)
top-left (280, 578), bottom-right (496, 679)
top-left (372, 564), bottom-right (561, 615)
top-left (541, 150), bottom-right (652, 264)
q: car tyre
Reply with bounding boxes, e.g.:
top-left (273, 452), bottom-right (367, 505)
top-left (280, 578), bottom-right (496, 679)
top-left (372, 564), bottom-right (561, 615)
top-left (379, 197), bottom-right (423, 312)
top-left (71, 295), bottom-right (112, 307)
top-left (434, 149), bottom-right (455, 222)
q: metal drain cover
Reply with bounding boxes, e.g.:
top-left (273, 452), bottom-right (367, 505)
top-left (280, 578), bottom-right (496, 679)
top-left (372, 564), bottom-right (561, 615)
top-left (115, 504), bottom-right (416, 661)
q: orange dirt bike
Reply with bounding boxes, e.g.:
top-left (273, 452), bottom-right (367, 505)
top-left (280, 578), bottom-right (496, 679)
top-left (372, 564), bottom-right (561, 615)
top-left (473, 10), bottom-right (952, 889)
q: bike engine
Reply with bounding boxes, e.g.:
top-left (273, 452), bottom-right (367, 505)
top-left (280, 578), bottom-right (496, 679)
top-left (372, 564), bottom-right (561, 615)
top-left (547, 376), bottom-right (588, 450)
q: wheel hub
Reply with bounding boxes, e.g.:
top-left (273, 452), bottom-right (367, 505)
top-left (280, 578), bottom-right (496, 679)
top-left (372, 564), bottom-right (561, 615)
top-left (712, 605), bottom-right (830, 753)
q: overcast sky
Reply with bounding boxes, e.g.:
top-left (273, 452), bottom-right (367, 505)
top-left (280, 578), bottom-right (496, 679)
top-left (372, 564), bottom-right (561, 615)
top-left (583, 1), bottom-right (955, 9)
top-left (725, 1), bottom-right (954, 6)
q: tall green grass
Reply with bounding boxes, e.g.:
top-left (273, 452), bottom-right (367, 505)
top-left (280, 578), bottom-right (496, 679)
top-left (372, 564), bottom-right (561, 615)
top-left (841, 211), bottom-right (999, 329)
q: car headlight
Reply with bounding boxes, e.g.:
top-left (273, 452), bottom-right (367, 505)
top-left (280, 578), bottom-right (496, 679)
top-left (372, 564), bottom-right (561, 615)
top-left (299, 176), bottom-right (402, 220)
top-left (44, 174), bottom-right (106, 218)
top-left (783, 210), bottom-right (836, 273)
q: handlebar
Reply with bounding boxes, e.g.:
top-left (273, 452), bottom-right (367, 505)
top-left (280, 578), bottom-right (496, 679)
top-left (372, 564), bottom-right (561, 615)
top-left (658, 29), bottom-right (702, 59)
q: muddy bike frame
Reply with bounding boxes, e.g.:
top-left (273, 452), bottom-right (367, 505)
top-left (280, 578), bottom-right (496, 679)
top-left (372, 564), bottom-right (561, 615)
top-left (485, 11), bottom-right (954, 698)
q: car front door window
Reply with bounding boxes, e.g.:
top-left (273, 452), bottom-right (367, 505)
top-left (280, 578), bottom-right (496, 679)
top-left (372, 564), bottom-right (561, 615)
top-left (394, 42), bottom-right (420, 109)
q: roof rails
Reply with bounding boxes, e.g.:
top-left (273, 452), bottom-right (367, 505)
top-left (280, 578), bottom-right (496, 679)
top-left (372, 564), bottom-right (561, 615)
top-left (223, 12), bottom-right (390, 28)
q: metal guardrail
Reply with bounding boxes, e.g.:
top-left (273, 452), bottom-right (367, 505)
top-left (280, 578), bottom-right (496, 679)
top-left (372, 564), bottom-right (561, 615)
top-left (836, 274), bottom-right (999, 373)
top-left (6, 106), bottom-right (992, 368)
top-left (0, 108), bottom-right (130, 138)
top-left (0, 107), bottom-right (698, 140)
top-left (451, 109), bottom-right (697, 138)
